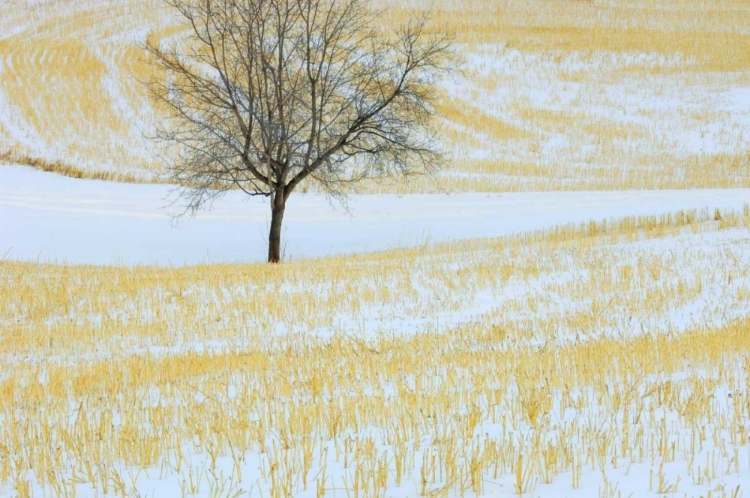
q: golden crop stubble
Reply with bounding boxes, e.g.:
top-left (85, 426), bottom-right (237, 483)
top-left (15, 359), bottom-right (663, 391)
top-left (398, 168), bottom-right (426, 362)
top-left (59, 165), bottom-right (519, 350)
top-left (2, 0), bottom-right (750, 191)
top-left (2, 206), bottom-right (750, 495)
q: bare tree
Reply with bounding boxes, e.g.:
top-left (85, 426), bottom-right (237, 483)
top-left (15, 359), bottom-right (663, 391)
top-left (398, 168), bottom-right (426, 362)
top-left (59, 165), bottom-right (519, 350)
top-left (146, 0), bottom-right (454, 262)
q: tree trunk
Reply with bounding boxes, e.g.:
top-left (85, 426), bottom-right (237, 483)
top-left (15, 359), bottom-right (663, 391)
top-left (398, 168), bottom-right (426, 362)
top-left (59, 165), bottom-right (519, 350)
top-left (268, 190), bottom-right (286, 263)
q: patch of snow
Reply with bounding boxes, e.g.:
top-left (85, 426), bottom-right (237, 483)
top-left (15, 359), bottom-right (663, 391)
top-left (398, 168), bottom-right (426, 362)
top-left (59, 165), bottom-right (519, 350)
top-left (2, 165), bottom-right (749, 266)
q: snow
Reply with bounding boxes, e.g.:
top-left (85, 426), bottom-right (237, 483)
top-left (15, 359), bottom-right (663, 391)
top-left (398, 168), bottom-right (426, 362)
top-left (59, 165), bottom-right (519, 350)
top-left (2, 164), bottom-right (749, 266)
top-left (452, 47), bottom-right (750, 164)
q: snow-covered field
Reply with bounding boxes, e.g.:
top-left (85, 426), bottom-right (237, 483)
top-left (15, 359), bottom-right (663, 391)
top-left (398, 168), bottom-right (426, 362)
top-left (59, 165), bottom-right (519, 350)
top-left (3, 1), bottom-right (750, 497)
top-left (2, 198), bottom-right (750, 497)
top-left (3, 165), bottom-right (750, 265)
top-left (2, 0), bottom-right (750, 191)
top-left (2, 168), bottom-right (750, 498)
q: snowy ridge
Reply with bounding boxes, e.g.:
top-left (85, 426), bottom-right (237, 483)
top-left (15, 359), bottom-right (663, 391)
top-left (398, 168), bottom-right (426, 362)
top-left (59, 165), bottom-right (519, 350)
top-left (2, 164), bottom-right (749, 266)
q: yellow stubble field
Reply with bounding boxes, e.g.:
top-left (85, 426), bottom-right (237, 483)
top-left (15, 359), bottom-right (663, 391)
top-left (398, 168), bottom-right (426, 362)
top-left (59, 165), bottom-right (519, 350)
top-left (2, 206), bottom-right (750, 496)
top-left (0, 0), bottom-right (749, 191)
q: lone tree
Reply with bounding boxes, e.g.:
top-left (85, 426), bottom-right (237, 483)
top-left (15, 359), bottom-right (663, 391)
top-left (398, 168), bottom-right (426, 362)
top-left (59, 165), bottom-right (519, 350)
top-left (147, 0), bottom-right (454, 262)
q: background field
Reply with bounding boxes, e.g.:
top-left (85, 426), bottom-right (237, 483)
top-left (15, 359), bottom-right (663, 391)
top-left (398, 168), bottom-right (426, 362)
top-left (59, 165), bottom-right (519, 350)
top-left (1, 0), bottom-right (750, 191)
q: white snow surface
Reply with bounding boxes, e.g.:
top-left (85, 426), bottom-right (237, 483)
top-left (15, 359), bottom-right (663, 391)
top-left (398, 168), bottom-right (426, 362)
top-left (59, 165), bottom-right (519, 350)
top-left (1, 164), bottom-right (749, 265)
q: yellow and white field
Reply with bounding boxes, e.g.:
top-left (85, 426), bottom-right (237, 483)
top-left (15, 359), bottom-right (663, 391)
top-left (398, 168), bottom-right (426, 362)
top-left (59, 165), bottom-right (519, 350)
top-left (1, 0), bottom-right (750, 190)
top-left (2, 207), bottom-right (750, 496)
top-left (3, 0), bottom-right (750, 497)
